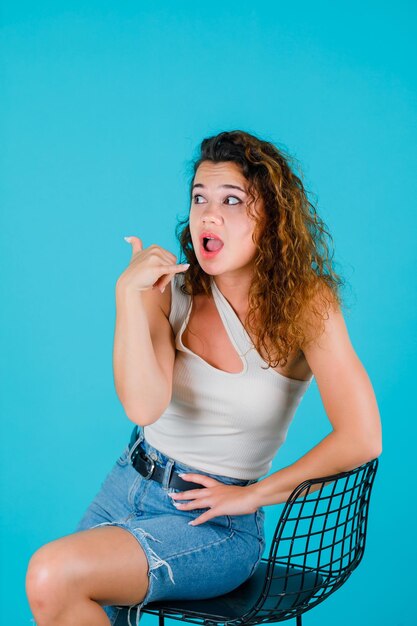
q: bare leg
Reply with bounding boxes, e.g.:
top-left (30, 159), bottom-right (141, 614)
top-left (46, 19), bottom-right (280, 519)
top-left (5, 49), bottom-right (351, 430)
top-left (26, 526), bottom-right (150, 626)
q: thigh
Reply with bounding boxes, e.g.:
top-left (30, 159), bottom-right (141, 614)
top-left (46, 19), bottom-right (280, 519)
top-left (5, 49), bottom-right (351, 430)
top-left (28, 525), bottom-right (150, 607)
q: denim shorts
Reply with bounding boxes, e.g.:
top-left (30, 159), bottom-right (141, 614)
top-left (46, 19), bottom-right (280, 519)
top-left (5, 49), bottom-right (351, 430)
top-left (75, 427), bottom-right (266, 626)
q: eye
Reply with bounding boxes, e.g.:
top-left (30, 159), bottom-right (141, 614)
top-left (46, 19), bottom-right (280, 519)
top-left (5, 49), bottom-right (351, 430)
top-left (224, 196), bottom-right (241, 205)
top-left (192, 194), bottom-right (241, 205)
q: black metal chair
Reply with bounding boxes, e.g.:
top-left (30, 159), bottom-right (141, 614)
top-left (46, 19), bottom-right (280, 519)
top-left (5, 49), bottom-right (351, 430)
top-left (116, 458), bottom-right (378, 626)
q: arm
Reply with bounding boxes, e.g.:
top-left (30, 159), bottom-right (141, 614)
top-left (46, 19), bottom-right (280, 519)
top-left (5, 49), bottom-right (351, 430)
top-left (113, 279), bottom-right (175, 426)
top-left (248, 291), bottom-right (383, 508)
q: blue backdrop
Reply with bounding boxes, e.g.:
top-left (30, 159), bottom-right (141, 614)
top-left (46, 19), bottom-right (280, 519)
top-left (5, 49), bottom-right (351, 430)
top-left (1, 2), bottom-right (415, 624)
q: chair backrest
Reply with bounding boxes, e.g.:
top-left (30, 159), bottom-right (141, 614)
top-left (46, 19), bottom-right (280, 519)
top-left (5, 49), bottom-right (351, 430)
top-left (250, 458), bottom-right (379, 622)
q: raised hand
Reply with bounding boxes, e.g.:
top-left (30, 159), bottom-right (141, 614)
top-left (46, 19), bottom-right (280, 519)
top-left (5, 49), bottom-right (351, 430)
top-left (118, 236), bottom-right (190, 294)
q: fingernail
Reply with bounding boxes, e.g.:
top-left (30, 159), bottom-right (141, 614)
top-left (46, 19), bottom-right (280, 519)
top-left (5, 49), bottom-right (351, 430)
top-left (124, 236), bottom-right (133, 243)
top-left (160, 287), bottom-right (165, 293)
top-left (188, 521), bottom-right (195, 526)
top-left (182, 264), bottom-right (190, 268)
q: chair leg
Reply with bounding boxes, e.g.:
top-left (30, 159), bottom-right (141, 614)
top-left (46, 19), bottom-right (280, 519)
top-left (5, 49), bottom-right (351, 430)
top-left (296, 615), bottom-right (302, 626)
top-left (159, 611), bottom-right (165, 626)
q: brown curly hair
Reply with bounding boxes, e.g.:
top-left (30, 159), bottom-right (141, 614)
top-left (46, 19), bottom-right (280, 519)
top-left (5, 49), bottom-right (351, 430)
top-left (175, 129), bottom-right (347, 369)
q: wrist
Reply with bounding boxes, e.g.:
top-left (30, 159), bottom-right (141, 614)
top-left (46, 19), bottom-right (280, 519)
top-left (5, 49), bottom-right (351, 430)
top-left (116, 278), bottom-right (144, 299)
top-left (245, 481), bottom-right (265, 510)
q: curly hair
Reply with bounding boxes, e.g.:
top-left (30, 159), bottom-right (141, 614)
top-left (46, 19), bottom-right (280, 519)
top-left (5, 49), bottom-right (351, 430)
top-left (175, 129), bottom-right (347, 369)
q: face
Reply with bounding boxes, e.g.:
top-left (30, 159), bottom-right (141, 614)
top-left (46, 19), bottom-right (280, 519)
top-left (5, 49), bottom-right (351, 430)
top-left (189, 161), bottom-right (264, 280)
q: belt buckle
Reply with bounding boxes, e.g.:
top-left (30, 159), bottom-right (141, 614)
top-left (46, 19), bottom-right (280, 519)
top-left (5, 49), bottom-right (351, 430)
top-left (142, 454), bottom-right (156, 480)
top-left (129, 439), bottom-right (156, 480)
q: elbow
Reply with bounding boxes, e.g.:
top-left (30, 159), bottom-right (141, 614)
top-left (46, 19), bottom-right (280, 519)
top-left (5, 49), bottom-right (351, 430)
top-left (351, 417), bottom-right (383, 463)
top-left (367, 428), bottom-right (383, 460)
top-left (123, 399), bottom-right (171, 427)
top-left (360, 437), bottom-right (383, 463)
top-left (361, 446), bottom-right (382, 464)
top-left (126, 412), bottom-right (160, 427)
top-left (128, 417), bottom-right (154, 427)
top-left (369, 440), bottom-right (382, 459)
top-left (336, 431), bottom-right (382, 471)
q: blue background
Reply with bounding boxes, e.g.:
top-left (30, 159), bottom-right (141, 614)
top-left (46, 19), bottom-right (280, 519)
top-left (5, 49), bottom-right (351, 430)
top-left (1, 2), bottom-right (416, 624)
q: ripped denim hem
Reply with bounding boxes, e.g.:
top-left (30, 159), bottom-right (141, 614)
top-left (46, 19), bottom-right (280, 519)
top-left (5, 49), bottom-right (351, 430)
top-left (91, 519), bottom-right (176, 626)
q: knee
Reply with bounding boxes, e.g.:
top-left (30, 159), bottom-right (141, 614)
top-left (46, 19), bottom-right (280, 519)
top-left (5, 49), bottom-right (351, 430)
top-left (26, 542), bottom-right (74, 619)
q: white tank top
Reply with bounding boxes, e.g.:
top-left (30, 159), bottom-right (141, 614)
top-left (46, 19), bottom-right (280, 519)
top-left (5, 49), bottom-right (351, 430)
top-left (144, 273), bottom-right (313, 479)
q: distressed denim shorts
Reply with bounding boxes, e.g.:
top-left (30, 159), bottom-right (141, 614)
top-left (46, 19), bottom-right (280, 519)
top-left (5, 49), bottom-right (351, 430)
top-left (75, 426), bottom-right (266, 626)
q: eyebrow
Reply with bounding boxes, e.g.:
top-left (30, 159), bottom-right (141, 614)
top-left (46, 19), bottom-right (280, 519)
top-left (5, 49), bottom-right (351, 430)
top-left (192, 183), bottom-right (247, 194)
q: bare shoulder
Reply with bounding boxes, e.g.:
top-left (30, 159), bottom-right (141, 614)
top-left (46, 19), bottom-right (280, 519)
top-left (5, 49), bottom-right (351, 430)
top-left (299, 281), bottom-right (360, 390)
top-left (299, 281), bottom-right (343, 349)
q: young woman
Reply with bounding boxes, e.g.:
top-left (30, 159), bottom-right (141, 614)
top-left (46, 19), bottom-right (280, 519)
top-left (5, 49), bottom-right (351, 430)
top-left (26, 130), bottom-right (382, 626)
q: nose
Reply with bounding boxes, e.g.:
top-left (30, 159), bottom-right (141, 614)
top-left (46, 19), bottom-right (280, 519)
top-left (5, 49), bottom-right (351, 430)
top-left (201, 203), bottom-right (223, 225)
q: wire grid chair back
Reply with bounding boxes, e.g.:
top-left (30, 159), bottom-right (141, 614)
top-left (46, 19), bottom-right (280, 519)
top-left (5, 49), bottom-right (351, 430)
top-left (245, 457), bottom-right (379, 623)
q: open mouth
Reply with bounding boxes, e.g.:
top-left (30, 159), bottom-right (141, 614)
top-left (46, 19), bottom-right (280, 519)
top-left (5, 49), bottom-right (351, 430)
top-left (202, 237), bottom-right (224, 252)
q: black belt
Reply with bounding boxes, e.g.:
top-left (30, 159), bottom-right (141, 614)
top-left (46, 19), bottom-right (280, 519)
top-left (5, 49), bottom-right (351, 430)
top-left (128, 427), bottom-right (205, 492)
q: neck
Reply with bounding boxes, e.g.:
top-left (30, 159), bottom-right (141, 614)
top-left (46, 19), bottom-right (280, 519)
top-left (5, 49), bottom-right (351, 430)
top-left (211, 275), bottom-right (251, 316)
